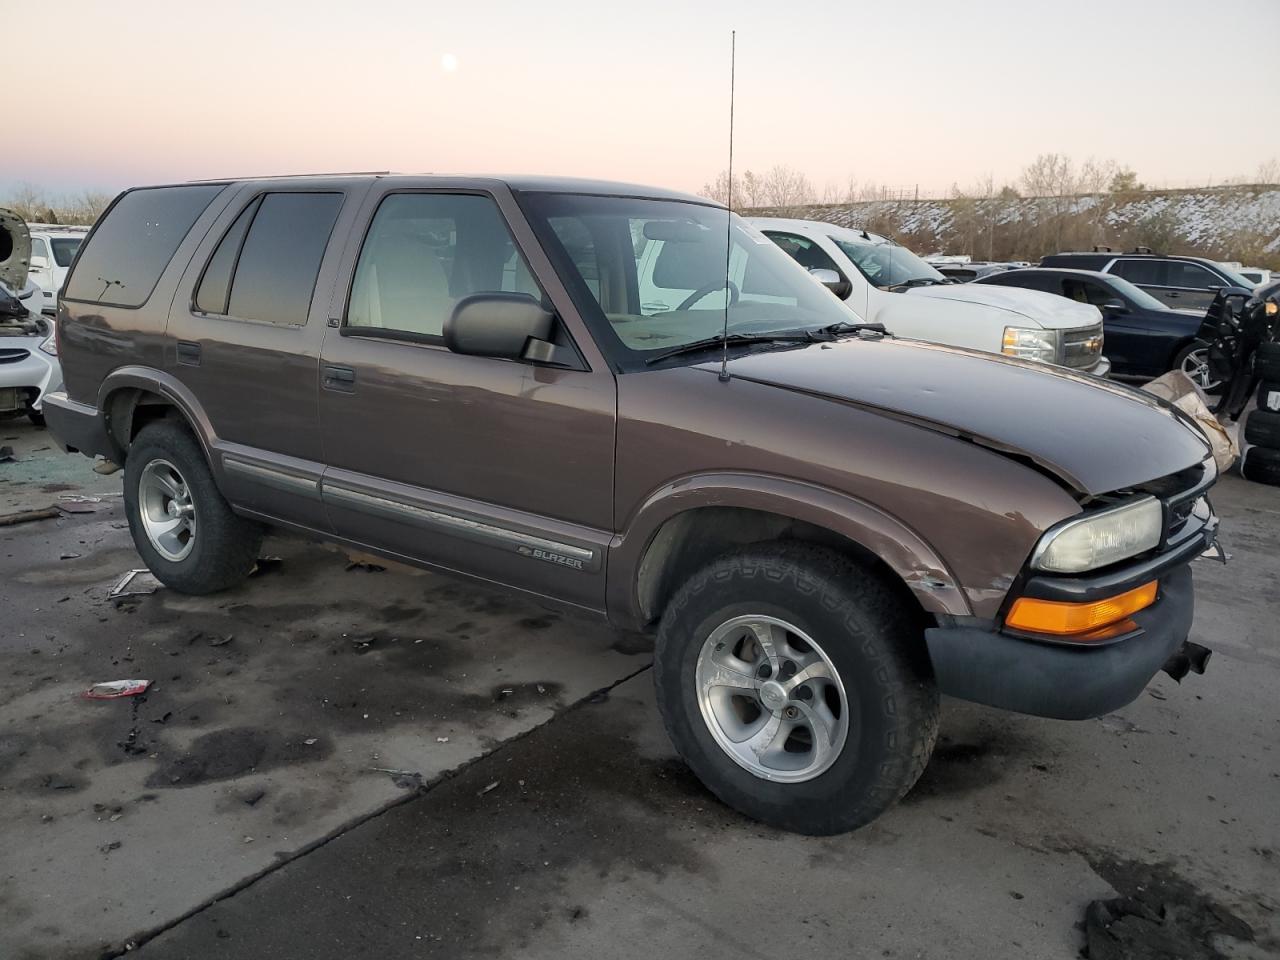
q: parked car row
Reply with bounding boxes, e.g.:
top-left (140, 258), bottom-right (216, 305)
top-left (42, 174), bottom-right (1220, 835)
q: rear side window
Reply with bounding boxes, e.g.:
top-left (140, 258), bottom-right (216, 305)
top-left (64, 185), bottom-right (224, 307)
top-left (197, 192), bottom-right (342, 325)
top-left (1111, 259), bottom-right (1165, 286)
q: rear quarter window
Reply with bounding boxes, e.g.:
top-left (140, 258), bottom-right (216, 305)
top-left (63, 185), bottom-right (225, 307)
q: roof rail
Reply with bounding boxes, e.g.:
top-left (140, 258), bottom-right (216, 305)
top-left (188, 171), bottom-right (393, 183)
top-left (1092, 245), bottom-right (1114, 253)
top-left (1131, 245), bottom-right (1155, 254)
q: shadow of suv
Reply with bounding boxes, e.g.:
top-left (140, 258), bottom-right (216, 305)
top-left (43, 175), bottom-right (1220, 835)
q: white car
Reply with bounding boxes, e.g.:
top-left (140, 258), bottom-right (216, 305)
top-left (28, 226), bottom-right (87, 315)
top-left (1, 212), bottom-right (64, 424)
top-left (748, 218), bottom-right (1110, 376)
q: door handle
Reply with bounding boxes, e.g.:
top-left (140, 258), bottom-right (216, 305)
top-left (322, 364), bottom-right (356, 392)
top-left (176, 341), bottom-right (201, 365)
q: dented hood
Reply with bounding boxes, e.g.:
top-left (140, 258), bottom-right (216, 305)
top-left (696, 338), bottom-right (1211, 496)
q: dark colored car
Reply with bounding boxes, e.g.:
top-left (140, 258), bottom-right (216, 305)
top-left (930, 262), bottom-right (1025, 282)
top-left (977, 267), bottom-right (1213, 386)
top-left (43, 175), bottom-right (1220, 835)
top-left (1039, 249), bottom-right (1256, 313)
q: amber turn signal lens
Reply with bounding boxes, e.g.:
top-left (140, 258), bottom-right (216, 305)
top-left (1005, 581), bottom-right (1158, 637)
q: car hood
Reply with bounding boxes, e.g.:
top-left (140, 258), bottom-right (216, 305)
top-left (907, 283), bottom-right (1100, 329)
top-left (694, 338), bottom-right (1211, 496)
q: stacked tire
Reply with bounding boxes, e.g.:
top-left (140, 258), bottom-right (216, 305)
top-left (1242, 343), bottom-right (1280, 486)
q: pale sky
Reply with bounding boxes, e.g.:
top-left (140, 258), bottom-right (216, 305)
top-left (4, 0), bottom-right (1279, 198)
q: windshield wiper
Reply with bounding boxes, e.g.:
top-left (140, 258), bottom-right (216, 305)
top-left (897, 277), bottom-right (943, 288)
top-left (644, 332), bottom-right (817, 366)
top-left (817, 321), bottom-right (888, 337)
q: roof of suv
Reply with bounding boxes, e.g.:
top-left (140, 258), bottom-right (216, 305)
top-left (178, 173), bottom-right (714, 205)
top-left (1041, 251), bottom-right (1220, 266)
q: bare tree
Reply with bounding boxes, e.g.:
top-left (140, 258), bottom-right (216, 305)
top-left (1256, 157), bottom-right (1280, 185)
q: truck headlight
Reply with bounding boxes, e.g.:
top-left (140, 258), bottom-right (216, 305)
top-left (1002, 326), bottom-right (1059, 363)
top-left (1031, 496), bottom-right (1162, 573)
top-left (39, 334), bottom-right (58, 356)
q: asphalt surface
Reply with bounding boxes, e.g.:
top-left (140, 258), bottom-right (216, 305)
top-left (1, 417), bottom-right (1278, 960)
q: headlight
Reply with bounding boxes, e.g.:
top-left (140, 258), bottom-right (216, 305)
top-left (1031, 496), bottom-right (1162, 573)
top-left (39, 333), bottom-right (58, 356)
top-left (1002, 326), bottom-right (1059, 363)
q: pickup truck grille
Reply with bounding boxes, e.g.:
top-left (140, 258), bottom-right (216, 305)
top-left (1062, 323), bottom-right (1104, 369)
top-left (0, 348), bottom-right (31, 364)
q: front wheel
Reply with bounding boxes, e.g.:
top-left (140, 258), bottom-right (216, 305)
top-left (1174, 341), bottom-right (1222, 393)
top-left (124, 419), bottom-right (263, 594)
top-left (654, 543), bottom-right (939, 835)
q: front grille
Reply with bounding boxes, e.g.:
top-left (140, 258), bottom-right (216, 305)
top-left (1062, 323), bottom-right (1104, 369)
top-left (0, 348), bottom-right (31, 365)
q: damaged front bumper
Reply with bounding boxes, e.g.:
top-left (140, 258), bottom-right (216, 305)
top-left (924, 502), bottom-right (1220, 720)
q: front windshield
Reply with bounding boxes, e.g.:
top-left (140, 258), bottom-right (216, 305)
top-left (50, 238), bottom-right (82, 267)
top-left (523, 194), bottom-right (858, 359)
top-left (1214, 262), bottom-right (1257, 289)
top-left (1106, 275), bottom-right (1169, 311)
top-left (830, 236), bottom-right (945, 288)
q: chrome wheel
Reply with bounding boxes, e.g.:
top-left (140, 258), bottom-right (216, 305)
top-left (695, 615), bottom-right (849, 783)
top-left (1181, 346), bottom-right (1221, 392)
top-left (138, 458), bottom-right (196, 562)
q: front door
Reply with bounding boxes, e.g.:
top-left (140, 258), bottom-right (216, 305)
top-left (316, 186), bottom-right (617, 610)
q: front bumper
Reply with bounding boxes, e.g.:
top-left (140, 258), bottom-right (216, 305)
top-left (925, 564), bottom-right (1195, 720)
top-left (0, 338), bottom-right (63, 410)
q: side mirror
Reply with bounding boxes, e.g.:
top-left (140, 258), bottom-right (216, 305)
top-left (809, 267), bottom-right (853, 300)
top-left (444, 293), bottom-right (558, 362)
top-left (1101, 298), bottom-right (1128, 315)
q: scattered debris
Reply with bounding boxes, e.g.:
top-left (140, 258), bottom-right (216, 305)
top-left (237, 788), bottom-right (267, 807)
top-left (99, 841), bottom-right (121, 854)
top-left (345, 560), bottom-right (386, 573)
top-left (0, 507), bottom-right (60, 527)
top-left (352, 637), bottom-right (375, 652)
top-left (59, 552), bottom-right (81, 560)
top-left (0, 444), bottom-right (14, 463)
top-left (304, 738), bottom-right (318, 745)
top-left (108, 569), bottom-right (162, 603)
top-left (93, 459), bottom-right (121, 476)
top-left (206, 634), bottom-right (234, 647)
top-left (57, 495), bottom-right (102, 515)
top-left (249, 556), bottom-right (283, 577)
top-left (83, 679), bottom-right (152, 700)
top-left (370, 767), bottom-right (424, 790)
top-left (478, 780), bottom-right (500, 797)
top-left (150, 712), bottom-right (173, 725)
top-left (243, 836), bottom-right (254, 843)
top-left (436, 737), bottom-right (450, 744)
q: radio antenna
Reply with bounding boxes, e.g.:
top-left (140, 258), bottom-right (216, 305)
top-left (718, 29), bottom-right (736, 383)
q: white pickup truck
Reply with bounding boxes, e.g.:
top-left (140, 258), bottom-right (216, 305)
top-left (748, 218), bottom-right (1110, 376)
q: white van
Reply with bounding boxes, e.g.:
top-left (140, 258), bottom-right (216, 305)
top-left (748, 218), bottom-right (1110, 376)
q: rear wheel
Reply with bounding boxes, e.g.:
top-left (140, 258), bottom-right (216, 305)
top-left (124, 419), bottom-right (263, 594)
top-left (654, 543), bottom-right (939, 835)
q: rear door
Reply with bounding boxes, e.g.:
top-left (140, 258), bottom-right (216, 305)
top-left (168, 181), bottom-right (370, 530)
top-left (315, 184), bottom-right (617, 610)
top-left (1158, 261), bottom-right (1224, 312)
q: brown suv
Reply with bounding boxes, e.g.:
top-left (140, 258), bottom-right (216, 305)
top-left (44, 175), bottom-right (1220, 835)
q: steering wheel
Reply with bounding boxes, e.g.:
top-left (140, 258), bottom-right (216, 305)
top-left (678, 280), bottom-right (740, 311)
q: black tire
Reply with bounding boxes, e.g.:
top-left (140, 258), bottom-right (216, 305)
top-left (124, 418), bottom-right (263, 594)
top-left (1244, 409), bottom-right (1280, 449)
top-left (1256, 342), bottom-right (1280, 382)
top-left (27, 410), bottom-right (45, 427)
top-left (653, 543), bottom-right (939, 836)
top-left (1241, 446), bottom-right (1280, 486)
top-left (1257, 380), bottom-right (1280, 414)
